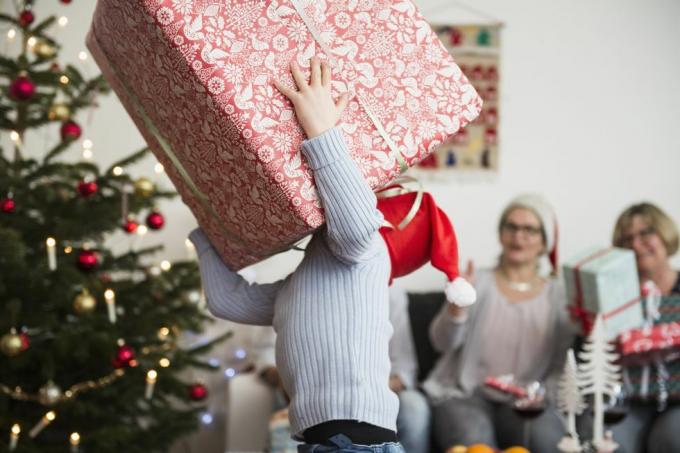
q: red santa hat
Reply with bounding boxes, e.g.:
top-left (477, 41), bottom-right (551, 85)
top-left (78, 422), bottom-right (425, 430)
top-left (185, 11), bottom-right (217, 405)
top-left (377, 186), bottom-right (476, 307)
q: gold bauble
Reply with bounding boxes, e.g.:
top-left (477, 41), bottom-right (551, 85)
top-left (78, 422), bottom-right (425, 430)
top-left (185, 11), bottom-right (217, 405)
top-left (33, 40), bottom-right (57, 59)
top-left (74, 288), bottom-right (97, 314)
top-left (48, 103), bottom-right (71, 121)
top-left (0, 330), bottom-right (23, 357)
top-left (134, 177), bottom-right (155, 197)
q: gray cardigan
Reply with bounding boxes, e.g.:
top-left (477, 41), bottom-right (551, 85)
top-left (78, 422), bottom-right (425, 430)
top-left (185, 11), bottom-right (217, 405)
top-left (423, 269), bottom-right (577, 404)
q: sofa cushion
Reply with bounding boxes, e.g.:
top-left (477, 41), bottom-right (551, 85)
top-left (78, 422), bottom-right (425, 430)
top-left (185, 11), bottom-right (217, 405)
top-left (407, 292), bottom-right (447, 382)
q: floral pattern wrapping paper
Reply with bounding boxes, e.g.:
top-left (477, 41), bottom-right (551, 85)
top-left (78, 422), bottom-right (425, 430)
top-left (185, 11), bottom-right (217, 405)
top-left (87, 0), bottom-right (482, 269)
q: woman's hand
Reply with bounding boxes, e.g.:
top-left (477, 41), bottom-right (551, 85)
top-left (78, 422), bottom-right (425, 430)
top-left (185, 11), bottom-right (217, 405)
top-left (274, 57), bottom-right (349, 139)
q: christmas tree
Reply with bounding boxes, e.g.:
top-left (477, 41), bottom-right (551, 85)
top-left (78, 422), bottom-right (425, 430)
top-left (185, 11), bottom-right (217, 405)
top-left (0, 2), bottom-right (228, 451)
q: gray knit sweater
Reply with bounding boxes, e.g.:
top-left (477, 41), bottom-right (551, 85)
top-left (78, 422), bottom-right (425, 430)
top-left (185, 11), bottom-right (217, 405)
top-left (188, 127), bottom-right (398, 439)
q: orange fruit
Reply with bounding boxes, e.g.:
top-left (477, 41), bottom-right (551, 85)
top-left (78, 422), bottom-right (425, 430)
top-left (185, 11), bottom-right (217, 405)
top-left (445, 447), bottom-right (467, 453)
top-left (504, 447), bottom-right (530, 453)
top-left (446, 445), bottom-right (467, 453)
top-left (467, 444), bottom-right (495, 453)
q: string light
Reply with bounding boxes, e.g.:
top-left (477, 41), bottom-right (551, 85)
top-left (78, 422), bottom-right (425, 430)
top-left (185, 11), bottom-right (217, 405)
top-left (82, 149), bottom-right (93, 160)
top-left (10, 131), bottom-right (21, 145)
top-left (59, 75), bottom-right (69, 84)
top-left (112, 166), bottom-right (124, 176)
top-left (7, 29), bottom-right (16, 40)
top-left (200, 412), bottom-right (214, 425)
top-left (225, 368), bottom-right (236, 378)
top-left (160, 260), bottom-right (171, 271)
top-left (82, 139), bottom-right (93, 149)
top-left (208, 358), bottom-right (220, 368)
top-left (159, 358), bottom-right (170, 368)
top-left (27, 37), bottom-right (37, 48)
top-left (137, 225), bottom-right (148, 236)
top-left (58, 16), bottom-right (68, 27)
top-left (154, 163), bottom-right (164, 174)
top-left (235, 348), bottom-right (247, 360)
top-left (78, 51), bottom-right (87, 61)
top-left (64, 246), bottom-right (73, 254)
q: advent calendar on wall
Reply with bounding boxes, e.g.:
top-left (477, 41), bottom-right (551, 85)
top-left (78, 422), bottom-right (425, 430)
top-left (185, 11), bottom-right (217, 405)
top-left (418, 24), bottom-right (501, 172)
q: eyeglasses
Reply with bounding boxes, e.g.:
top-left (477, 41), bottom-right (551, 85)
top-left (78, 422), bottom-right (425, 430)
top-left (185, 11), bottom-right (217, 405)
top-left (620, 226), bottom-right (656, 247)
top-left (501, 222), bottom-right (542, 237)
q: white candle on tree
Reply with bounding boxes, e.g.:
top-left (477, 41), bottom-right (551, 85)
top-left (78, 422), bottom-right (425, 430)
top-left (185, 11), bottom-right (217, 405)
top-left (104, 289), bottom-right (116, 324)
top-left (70, 432), bottom-right (80, 453)
top-left (9, 424), bottom-right (20, 451)
top-left (46, 237), bottom-right (57, 271)
top-left (29, 411), bottom-right (56, 438)
top-left (145, 370), bottom-right (157, 400)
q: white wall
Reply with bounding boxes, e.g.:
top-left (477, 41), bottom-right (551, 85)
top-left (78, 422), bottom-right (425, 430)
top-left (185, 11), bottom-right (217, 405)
top-left (3, 0), bottom-right (679, 290)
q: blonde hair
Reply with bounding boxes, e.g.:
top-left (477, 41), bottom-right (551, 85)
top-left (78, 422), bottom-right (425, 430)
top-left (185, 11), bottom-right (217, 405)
top-left (612, 202), bottom-right (679, 256)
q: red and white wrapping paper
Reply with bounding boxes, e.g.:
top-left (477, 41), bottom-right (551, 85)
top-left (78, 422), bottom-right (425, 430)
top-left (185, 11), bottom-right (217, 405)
top-left (86, 0), bottom-right (482, 269)
top-left (618, 322), bottom-right (680, 365)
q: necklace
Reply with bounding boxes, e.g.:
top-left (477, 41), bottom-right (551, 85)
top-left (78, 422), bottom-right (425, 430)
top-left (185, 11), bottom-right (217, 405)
top-left (498, 268), bottom-right (536, 292)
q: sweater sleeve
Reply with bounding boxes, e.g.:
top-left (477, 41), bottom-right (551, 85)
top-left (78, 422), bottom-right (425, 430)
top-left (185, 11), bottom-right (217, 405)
top-left (188, 228), bottom-right (282, 326)
top-left (301, 127), bottom-right (384, 264)
top-left (429, 301), bottom-right (469, 354)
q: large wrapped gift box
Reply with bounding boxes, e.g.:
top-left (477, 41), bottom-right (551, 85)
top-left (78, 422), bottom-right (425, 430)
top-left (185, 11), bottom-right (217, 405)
top-left (563, 247), bottom-right (643, 340)
top-left (87, 0), bottom-right (482, 269)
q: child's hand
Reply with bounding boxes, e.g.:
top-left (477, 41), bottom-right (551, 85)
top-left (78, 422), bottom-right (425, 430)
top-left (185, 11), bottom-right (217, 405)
top-left (274, 57), bottom-right (349, 139)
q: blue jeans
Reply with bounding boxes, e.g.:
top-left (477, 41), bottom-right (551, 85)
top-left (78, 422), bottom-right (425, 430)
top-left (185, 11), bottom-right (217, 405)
top-left (396, 390), bottom-right (431, 453)
top-left (297, 434), bottom-right (405, 452)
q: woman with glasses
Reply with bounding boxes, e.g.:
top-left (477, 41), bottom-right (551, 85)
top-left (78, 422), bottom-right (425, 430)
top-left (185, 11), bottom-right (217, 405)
top-left (422, 194), bottom-right (576, 451)
top-left (607, 202), bottom-right (680, 453)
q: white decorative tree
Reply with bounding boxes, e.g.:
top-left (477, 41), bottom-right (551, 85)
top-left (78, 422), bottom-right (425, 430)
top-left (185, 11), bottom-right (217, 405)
top-left (578, 315), bottom-right (622, 452)
top-left (557, 349), bottom-right (586, 452)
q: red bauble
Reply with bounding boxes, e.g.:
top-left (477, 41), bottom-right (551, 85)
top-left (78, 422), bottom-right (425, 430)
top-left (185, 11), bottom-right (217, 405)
top-left (188, 383), bottom-right (208, 401)
top-left (146, 211), bottom-right (165, 230)
top-left (60, 0), bottom-right (72, 3)
top-left (122, 218), bottom-right (139, 234)
top-left (112, 345), bottom-right (135, 368)
top-left (19, 10), bottom-right (35, 27)
top-left (1, 198), bottom-right (15, 213)
top-left (9, 75), bottom-right (36, 101)
top-left (77, 180), bottom-right (98, 198)
top-left (60, 120), bottom-right (82, 141)
top-left (19, 332), bottom-right (30, 351)
top-left (76, 250), bottom-right (99, 271)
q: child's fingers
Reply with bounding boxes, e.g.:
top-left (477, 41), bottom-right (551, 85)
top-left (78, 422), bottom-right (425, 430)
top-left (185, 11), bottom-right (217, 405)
top-left (290, 61), bottom-right (308, 91)
top-left (320, 59), bottom-right (331, 86)
top-left (310, 57), bottom-right (321, 87)
top-left (335, 91), bottom-right (349, 115)
top-left (273, 79), bottom-right (297, 100)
